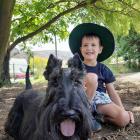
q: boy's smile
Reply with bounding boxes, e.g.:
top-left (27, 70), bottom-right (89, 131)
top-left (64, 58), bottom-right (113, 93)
top-left (80, 36), bottom-right (103, 65)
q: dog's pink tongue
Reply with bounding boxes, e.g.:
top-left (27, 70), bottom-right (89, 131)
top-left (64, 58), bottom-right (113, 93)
top-left (60, 119), bottom-right (75, 137)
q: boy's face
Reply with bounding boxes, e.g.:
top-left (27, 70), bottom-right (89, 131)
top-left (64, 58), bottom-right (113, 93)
top-left (80, 36), bottom-right (103, 62)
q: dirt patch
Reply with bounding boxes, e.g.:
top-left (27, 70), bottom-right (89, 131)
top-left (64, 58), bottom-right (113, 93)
top-left (116, 72), bottom-right (140, 86)
top-left (0, 73), bottom-right (140, 140)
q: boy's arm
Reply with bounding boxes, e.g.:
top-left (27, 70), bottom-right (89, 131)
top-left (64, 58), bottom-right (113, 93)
top-left (106, 83), bottom-right (125, 109)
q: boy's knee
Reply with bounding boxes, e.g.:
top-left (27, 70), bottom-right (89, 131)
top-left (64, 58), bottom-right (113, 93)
top-left (85, 73), bottom-right (98, 85)
top-left (116, 111), bottom-right (130, 127)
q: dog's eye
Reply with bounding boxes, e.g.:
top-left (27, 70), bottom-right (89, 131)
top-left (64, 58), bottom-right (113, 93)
top-left (74, 80), bottom-right (82, 85)
top-left (58, 98), bottom-right (66, 106)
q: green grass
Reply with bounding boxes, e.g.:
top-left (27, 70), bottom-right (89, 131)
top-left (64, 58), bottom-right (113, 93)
top-left (106, 64), bottom-right (134, 75)
top-left (11, 75), bottom-right (46, 85)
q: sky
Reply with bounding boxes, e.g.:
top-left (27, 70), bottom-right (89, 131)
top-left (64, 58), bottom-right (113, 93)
top-left (31, 24), bottom-right (74, 52)
top-left (31, 39), bottom-right (71, 52)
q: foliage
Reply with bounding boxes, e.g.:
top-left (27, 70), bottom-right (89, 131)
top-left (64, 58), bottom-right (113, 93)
top-left (117, 26), bottom-right (140, 70)
top-left (67, 0), bottom-right (140, 36)
top-left (30, 56), bottom-right (48, 79)
top-left (11, 0), bottom-right (140, 49)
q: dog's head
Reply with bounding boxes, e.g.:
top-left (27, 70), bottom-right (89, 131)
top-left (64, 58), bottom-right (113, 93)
top-left (42, 54), bottom-right (93, 140)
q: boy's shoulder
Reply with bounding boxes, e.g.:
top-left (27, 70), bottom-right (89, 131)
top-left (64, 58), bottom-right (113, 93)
top-left (84, 62), bottom-right (112, 74)
top-left (98, 62), bottom-right (116, 82)
top-left (98, 62), bottom-right (108, 69)
top-left (98, 62), bottom-right (113, 73)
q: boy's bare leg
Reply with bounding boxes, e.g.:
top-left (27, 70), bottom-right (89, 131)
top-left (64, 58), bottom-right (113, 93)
top-left (84, 73), bottom-right (102, 131)
top-left (84, 73), bottom-right (98, 102)
top-left (97, 102), bottom-right (134, 127)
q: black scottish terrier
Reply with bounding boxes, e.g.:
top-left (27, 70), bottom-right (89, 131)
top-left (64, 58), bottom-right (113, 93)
top-left (5, 54), bottom-right (93, 140)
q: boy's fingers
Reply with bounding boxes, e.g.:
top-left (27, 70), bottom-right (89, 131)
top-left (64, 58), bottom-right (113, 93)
top-left (128, 111), bottom-right (134, 123)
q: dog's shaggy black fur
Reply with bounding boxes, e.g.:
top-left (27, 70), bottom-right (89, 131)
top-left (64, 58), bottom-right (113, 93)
top-left (5, 54), bottom-right (93, 140)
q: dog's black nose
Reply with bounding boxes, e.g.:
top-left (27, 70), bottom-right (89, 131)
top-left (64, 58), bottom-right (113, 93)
top-left (62, 110), bottom-right (76, 117)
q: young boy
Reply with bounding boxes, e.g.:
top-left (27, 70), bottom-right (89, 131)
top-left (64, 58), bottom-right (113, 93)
top-left (69, 23), bottom-right (134, 129)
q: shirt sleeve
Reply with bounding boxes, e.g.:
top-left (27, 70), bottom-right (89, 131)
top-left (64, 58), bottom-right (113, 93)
top-left (102, 64), bottom-right (116, 84)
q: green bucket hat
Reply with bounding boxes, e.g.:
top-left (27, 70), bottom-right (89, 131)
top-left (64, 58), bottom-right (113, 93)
top-left (69, 23), bottom-right (115, 62)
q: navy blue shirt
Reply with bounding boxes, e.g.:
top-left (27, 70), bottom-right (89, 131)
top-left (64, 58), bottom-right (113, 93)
top-left (84, 62), bottom-right (116, 93)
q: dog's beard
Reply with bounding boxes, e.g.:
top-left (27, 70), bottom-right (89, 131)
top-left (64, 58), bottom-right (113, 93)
top-left (52, 111), bottom-right (90, 140)
top-left (40, 99), bottom-right (83, 140)
top-left (48, 108), bottom-right (80, 139)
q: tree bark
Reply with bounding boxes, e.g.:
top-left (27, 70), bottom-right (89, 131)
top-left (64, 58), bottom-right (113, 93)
top-left (0, 0), bottom-right (15, 87)
top-left (3, 49), bottom-right (11, 84)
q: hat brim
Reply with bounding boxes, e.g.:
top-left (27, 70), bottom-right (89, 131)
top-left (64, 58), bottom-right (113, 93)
top-left (69, 23), bottom-right (115, 62)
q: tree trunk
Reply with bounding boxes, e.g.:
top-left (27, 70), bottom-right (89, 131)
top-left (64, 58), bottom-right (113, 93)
top-left (2, 49), bottom-right (11, 85)
top-left (0, 0), bottom-right (15, 87)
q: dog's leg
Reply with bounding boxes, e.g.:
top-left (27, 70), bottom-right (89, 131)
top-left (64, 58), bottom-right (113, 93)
top-left (5, 94), bottom-right (24, 139)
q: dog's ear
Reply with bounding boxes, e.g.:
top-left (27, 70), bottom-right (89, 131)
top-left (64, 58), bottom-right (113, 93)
top-left (68, 53), bottom-right (85, 71)
top-left (68, 53), bottom-right (86, 82)
top-left (43, 54), bottom-right (62, 80)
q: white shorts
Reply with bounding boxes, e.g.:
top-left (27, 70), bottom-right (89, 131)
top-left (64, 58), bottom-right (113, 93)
top-left (92, 91), bottom-right (112, 112)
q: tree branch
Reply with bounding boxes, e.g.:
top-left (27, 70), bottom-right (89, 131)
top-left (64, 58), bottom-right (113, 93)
top-left (11, 1), bottom-right (74, 31)
top-left (9, 1), bottom-right (89, 50)
top-left (93, 4), bottom-right (133, 17)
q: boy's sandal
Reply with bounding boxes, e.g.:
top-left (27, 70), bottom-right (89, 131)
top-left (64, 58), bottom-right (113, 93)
top-left (91, 117), bottom-right (102, 132)
top-left (93, 112), bottom-right (105, 124)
